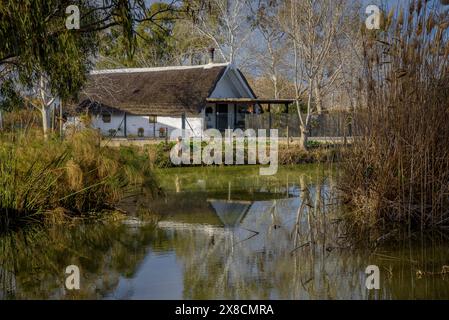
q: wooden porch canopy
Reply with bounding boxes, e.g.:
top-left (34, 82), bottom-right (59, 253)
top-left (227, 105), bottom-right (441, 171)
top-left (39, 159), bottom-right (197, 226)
top-left (206, 98), bottom-right (295, 106)
top-left (206, 98), bottom-right (295, 130)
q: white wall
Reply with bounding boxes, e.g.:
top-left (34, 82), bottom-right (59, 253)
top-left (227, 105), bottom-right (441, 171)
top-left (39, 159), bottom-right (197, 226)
top-left (91, 113), bottom-right (126, 137)
top-left (209, 67), bottom-right (254, 99)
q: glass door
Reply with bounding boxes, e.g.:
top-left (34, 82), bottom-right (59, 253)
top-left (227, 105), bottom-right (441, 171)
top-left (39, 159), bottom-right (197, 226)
top-left (216, 104), bottom-right (228, 131)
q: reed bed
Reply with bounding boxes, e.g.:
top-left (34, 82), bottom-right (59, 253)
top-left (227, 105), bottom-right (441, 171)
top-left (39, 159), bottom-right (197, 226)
top-left (0, 128), bottom-right (156, 230)
top-left (341, 0), bottom-right (449, 237)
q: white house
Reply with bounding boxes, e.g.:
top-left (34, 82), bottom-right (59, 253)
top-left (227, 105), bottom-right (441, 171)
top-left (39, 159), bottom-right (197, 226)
top-left (67, 61), bottom-right (282, 138)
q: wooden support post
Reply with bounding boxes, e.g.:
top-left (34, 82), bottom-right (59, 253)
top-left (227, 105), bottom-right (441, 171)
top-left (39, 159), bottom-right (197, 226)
top-left (285, 103), bottom-right (289, 148)
top-left (165, 127), bottom-right (169, 144)
top-left (124, 112), bottom-right (127, 137)
top-left (182, 113), bottom-right (186, 130)
top-left (215, 105), bottom-right (218, 129)
top-left (268, 103), bottom-right (272, 130)
top-left (153, 120), bottom-right (156, 139)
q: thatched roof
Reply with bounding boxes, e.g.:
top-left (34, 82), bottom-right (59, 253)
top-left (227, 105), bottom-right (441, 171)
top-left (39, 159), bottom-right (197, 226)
top-left (69, 64), bottom-right (229, 116)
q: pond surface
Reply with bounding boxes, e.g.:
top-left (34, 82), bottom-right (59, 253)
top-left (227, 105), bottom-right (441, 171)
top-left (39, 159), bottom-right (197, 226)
top-left (1, 165), bottom-right (449, 300)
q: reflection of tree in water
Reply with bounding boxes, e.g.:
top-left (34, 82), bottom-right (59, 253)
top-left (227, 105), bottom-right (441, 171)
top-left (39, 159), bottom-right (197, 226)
top-left (158, 175), bottom-right (449, 300)
top-left (0, 219), bottom-right (163, 299)
top-left (159, 177), bottom-right (367, 299)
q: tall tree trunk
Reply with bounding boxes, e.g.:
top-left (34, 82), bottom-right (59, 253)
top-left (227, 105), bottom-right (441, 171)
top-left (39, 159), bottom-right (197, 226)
top-left (41, 106), bottom-right (49, 139)
top-left (314, 83), bottom-right (323, 114)
top-left (298, 84), bottom-right (314, 151)
top-left (296, 100), bottom-right (309, 151)
top-left (299, 124), bottom-right (309, 150)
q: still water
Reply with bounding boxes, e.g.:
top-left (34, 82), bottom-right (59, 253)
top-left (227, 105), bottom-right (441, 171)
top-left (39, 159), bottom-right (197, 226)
top-left (1, 165), bottom-right (449, 299)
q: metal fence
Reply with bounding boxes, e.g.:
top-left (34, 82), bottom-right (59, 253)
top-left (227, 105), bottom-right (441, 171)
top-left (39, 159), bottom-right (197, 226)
top-left (245, 111), bottom-right (354, 138)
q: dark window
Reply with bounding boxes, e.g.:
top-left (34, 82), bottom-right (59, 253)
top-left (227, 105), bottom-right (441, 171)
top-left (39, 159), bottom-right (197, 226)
top-left (149, 115), bottom-right (157, 124)
top-left (216, 104), bottom-right (228, 131)
top-left (102, 113), bottom-right (111, 123)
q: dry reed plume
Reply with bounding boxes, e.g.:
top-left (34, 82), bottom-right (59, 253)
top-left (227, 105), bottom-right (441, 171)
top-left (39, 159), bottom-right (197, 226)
top-left (341, 0), bottom-right (449, 237)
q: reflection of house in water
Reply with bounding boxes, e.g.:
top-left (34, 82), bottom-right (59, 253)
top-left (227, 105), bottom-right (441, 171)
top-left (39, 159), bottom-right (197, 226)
top-left (149, 177), bottom-right (306, 234)
top-left (157, 198), bottom-right (253, 234)
top-left (147, 180), bottom-right (293, 232)
top-left (157, 194), bottom-right (299, 238)
top-left (208, 200), bottom-right (251, 228)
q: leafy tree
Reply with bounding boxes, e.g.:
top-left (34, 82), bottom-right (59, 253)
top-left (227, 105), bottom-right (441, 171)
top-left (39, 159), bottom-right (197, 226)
top-left (0, 0), bottom-right (193, 137)
top-left (97, 2), bottom-right (178, 68)
top-left (96, 1), bottom-right (214, 68)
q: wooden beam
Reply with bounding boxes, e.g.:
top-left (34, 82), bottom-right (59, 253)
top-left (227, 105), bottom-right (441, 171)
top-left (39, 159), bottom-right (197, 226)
top-left (206, 98), bottom-right (295, 104)
top-left (286, 103), bottom-right (290, 147)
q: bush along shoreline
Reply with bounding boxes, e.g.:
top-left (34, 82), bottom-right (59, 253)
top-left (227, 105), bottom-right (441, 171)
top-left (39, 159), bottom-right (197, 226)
top-left (0, 129), bottom-right (157, 231)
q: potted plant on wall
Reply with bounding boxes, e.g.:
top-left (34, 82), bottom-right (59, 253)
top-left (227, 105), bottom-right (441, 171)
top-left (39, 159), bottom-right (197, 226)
top-left (138, 127), bottom-right (145, 138)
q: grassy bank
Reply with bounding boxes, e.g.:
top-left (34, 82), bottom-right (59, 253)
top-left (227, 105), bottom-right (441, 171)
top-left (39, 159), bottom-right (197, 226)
top-left (149, 140), bottom-right (342, 168)
top-left (0, 129), bottom-right (156, 230)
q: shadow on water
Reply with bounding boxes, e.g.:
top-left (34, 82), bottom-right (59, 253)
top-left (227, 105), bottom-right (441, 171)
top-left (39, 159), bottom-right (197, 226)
top-left (1, 165), bottom-right (449, 299)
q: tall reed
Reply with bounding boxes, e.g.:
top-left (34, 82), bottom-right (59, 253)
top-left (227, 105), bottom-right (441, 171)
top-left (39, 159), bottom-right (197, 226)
top-left (341, 0), bottom-right (449, 237)
top-left (0, 128), bottom-right (156, 229)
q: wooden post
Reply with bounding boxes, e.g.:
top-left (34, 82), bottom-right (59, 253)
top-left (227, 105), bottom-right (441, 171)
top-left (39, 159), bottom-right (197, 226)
top-left (0, 110), bottom-right (3, 131)
top-left (165, 127), bottom-right (169, 144)
top-left (268, 103), bottom-right (272, 130)
top-left (182, 112), bottom-right (186, 130)
top-left (215, 105), bottom-right (218, 129)
top-left (59, 102), bottom-right (63, 139)
top-left (285, 103), bottom-right (289, 148)
top-left (124, 112), bottom-right (127, 137)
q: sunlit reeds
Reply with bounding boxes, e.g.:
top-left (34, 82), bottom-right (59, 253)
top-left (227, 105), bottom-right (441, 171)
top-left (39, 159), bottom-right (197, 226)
top-left (0, 128), bottom-right (156, 230)
top-left (341, 0), bottom-right (449, 237)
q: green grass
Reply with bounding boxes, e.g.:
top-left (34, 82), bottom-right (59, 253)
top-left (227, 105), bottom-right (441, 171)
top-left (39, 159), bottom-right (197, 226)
top-left (0, 129), bottom-right (156, 230)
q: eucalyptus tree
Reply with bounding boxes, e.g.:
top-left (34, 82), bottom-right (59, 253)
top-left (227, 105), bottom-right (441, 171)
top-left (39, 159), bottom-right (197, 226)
top-left (0, 0), bottom-right (200, 137)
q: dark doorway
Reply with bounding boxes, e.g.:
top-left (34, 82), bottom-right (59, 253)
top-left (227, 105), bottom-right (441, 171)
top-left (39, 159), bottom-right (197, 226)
top-left (216, 104), bottom-right (228, 131)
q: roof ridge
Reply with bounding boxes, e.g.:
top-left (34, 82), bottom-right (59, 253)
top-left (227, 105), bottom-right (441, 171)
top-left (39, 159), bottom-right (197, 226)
top-left (91, 63), bottom-right (230, 75)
